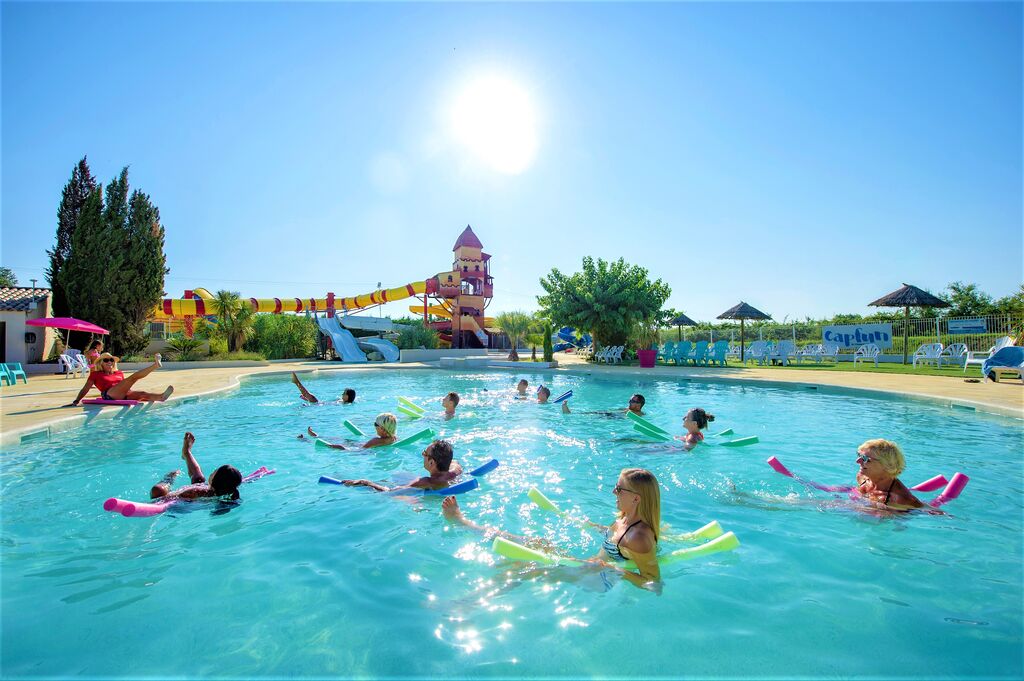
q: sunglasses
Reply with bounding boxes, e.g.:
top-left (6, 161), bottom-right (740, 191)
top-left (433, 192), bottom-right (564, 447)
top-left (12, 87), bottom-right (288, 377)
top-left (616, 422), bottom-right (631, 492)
top-left (629, 398), bottom-right (641, 403)
top-left (101, 359), bottom-right (115, 363)
top-left (613, 484), bottom-right (638, 496)
top-left (856, 454), bottom-right (878, 465)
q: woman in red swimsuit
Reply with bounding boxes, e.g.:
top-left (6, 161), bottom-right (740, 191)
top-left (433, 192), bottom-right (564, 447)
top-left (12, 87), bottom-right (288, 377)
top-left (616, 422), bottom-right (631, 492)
top-left (69, 352), bottom-right (174, 406)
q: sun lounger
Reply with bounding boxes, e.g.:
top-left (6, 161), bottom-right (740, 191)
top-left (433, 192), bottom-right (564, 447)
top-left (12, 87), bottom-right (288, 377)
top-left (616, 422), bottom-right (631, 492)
top-left (982, 346), bottom-right (1024, 382)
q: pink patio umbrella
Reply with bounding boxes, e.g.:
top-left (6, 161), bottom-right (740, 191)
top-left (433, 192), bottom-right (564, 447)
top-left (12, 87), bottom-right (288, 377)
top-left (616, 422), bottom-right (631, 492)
top-left (26, 317), bottom-right (110, 334)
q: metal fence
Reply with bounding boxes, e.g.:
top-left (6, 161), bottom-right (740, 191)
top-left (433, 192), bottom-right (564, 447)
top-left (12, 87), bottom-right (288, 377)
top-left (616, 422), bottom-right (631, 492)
top-left (665, 313), bottom-right (1022, 355)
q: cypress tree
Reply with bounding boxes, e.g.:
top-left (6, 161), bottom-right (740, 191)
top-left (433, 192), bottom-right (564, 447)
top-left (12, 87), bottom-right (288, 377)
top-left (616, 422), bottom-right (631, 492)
top-left (46, 157), bottom-right (97, 318)
top-left (59, 167), bottom-right (168, 357)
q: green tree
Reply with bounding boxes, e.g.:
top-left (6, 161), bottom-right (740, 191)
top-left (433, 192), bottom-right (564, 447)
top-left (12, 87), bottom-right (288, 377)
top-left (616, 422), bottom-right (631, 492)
top-left (992, 284), bottom-right (1024, 316)
top-left (202, 290), bottom-right (257, 352)
top-left (494, 310), bottom-right (533, 361)
top-left (943, 281), bottom-right (994, 318)
top-left (245, 314), bottom-right (318, 359)
top-left (47, 157), bottom-right (97, 318)
top-left (537, 256), bottom-right (671, 348)
top-left (396, 321), bottom-right (440, 349)
top-left (59, 168), bottom-right (168, 356)
top-left (0, 267), bottom-right (17, 287)
top-left (542, 320), bottom-right (554, 362)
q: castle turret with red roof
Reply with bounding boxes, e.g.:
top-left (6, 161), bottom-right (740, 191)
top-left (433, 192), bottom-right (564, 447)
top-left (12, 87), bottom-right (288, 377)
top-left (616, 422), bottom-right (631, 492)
top-left (450, 225), bottom-right (492, 348)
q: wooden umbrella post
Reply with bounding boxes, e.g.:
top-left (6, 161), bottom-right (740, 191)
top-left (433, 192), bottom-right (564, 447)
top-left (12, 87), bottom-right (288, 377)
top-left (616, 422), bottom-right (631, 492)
top-left (740, 319), bottom-right (746, 363)
top-left (903, 305), bottom-right (909, 365)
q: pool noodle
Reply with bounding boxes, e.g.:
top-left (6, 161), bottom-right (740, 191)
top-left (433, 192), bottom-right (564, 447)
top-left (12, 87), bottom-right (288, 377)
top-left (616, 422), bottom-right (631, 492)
top-left (910, 474), bottom-right (949, 492)
top-left (319, 476), bottom-right (480, 495)
top-left (768, 456), bottom-right (962, 499)
top-left (343, 420), bottom-right (366, 437)
top-left (492, 531), bottom-right (740, 569)
top-left (319, 476), bottom-right (343, 485)
top-left (398, 397), bottom-right (425, 413)
top-left (625, 411), bottom-right (670, 435)
top-left (397, 405), bottom-right (422, 419)
top-left (632, 422), bottom-right (672, 441)
top-left (929, 473), bottom-right (969, 508)
top-left (714, 428), bottom-right (734, 437)
top-left (81, 398), bottom-right (141, 406)
top-left (528, 487), bottom-right (566, 515)
top-left (552, 390), bottom-right (573, 404)
top-left (104, 467), bottom-right (275, 518)
top-left (469, 459), bottom-right (499, 476)
top-left (720, 436), bottom-right (759, 448)
top-left (388, 428), bottom-right (435, 448)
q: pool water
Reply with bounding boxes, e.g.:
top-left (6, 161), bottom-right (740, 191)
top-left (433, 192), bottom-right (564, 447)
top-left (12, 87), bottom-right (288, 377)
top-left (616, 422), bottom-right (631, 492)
top-left (2, 368), bottom-right (1021, 678)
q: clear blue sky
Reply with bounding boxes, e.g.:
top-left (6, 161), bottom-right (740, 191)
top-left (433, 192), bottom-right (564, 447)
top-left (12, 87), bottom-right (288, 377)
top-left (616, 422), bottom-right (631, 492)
top-left (3, 2), bottom-right (1021, 322)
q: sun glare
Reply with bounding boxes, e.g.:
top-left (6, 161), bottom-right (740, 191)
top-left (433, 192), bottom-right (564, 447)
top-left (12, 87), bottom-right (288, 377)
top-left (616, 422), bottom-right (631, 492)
top-left (449, 74), bottom-right (538, 175)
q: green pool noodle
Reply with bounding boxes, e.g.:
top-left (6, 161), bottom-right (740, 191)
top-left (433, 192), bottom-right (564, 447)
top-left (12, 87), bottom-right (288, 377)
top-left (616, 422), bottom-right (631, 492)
top-left (714, 428), bottom-right (734, 437)
top-left (622, 531), bottom-right (740, 569)
top-left (625, 410), bottom-right (670, 435)
top-left (343, 420), bottom-right (366, 437)
top-left (397, 405), bottom-right (422, 419)
top-left (492, 536), bottom-right (583, 567)
top-left (493, 531), bottom-right (739, 569)
top-left (314, 438), bottom-right (334, 449)
top-left (389, 428), bottom-right (435, 448)
top-left (633, 422), bottom-right (672, 441)
top-left (398, 396), bottom-right (425, 413)
top-left (720, 436), bottom-right (759, 447)
top-left (528, 487), bottom-right (565, 515)
top-left (665, 520), bottom-right (723, 543)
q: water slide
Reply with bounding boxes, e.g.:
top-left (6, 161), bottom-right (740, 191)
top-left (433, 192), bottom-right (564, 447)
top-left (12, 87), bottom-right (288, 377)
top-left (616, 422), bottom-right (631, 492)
top-left (158, 278), bottom-right (441, 317)
top-left (316, 315), bottom-right (367, 363)
top-left (460, 315), bottom-right (490, 347)
top-left (359, 338), bottom-right (400, 362)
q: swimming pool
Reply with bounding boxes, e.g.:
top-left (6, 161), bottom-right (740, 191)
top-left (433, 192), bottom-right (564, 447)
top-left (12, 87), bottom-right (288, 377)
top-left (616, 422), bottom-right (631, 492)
top-left (2, 368), bottom-right (1021, 678)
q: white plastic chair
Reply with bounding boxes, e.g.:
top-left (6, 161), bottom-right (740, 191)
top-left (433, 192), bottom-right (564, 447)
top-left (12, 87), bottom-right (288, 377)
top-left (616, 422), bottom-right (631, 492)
top-left (964, 336), bottom-right (1014, 374)
top-left (853, 344), bottom-right (881, 367)
top-left (819, 342), bottom-right (840, 363)
top-left (607, 346), bottom-right (625, 364)
top-left (59, 353), bottom-right (85, 378)
top-left (796, 344), bottom-right (822, 364)
top-left (912, 343), bottom-right (944, 368)
top-left (938, 343), bottom-right (968, 369)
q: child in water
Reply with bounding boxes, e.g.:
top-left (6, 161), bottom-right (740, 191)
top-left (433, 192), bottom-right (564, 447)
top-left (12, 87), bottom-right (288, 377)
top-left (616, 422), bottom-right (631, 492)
top-left (306, 412), bottom-right (398, 449)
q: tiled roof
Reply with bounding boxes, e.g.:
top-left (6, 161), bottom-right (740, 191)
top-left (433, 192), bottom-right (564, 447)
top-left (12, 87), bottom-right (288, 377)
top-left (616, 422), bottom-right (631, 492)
top-left (0, 287), bottom-right (50, 312)
top-left (453, 225), bottom-right (483, 250)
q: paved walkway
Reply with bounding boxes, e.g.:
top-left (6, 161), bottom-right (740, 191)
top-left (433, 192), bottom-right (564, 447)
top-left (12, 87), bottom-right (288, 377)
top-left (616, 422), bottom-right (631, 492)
top-left (2, 356), bottom-right (1021, 447)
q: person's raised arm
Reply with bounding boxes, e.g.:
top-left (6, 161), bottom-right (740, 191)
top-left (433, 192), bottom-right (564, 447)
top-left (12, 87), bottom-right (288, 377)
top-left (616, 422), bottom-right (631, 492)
top-left (69, 374), bottom-right (96, 406)
top-left (181, 432), bottom-right (206, 482)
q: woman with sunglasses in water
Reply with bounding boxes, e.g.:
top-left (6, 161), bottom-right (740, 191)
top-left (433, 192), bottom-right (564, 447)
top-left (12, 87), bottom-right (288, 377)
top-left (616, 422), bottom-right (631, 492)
top-left (69, 353), bottom-right (173, 406)
top-left (442, 467), bottom-right (662, 588)
top-left (855, 439), bottom-right (923, 510)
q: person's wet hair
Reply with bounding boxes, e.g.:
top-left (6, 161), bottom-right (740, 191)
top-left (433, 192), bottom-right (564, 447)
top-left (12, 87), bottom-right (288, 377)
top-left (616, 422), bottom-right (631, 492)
top-left (686, 408), bottom-right (715, 429)
top-left (446, 392), bottom-right (460, 406)
top-left (342, 388), bottom-right (356, 403)
top-left (427, 439), bottom-right (454, 471)
top-left (210, 465), bottom-right (243, 500)
top-left (630, 394), bottom-right (646, 407)
top-left (537, 386), bottom-right (551, 399)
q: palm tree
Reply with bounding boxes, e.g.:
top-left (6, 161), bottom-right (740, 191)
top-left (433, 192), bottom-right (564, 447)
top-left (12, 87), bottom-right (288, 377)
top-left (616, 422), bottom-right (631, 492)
top-left (210, 290), bottom-right (256, 352)
top-left (495, 311), bottom-right (533, 361)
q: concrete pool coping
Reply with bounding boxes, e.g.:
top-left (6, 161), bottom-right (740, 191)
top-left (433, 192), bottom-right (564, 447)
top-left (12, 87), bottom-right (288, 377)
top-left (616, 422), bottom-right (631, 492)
top-left (2, 354), bottom-right (1021, 447)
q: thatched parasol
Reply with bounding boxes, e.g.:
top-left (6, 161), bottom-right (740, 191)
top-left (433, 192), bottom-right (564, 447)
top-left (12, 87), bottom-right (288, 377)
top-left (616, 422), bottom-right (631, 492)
top-left (716, 302), bottom-right (771, 362)
top-left (670, 312), bottom-right (698, 341)
top-left (868, 283), bottom-right (949, 364)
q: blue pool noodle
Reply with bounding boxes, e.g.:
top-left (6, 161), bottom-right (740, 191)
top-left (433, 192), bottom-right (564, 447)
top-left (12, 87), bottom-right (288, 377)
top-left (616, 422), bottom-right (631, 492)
top-left (469, 459), bottom-right (500, 476)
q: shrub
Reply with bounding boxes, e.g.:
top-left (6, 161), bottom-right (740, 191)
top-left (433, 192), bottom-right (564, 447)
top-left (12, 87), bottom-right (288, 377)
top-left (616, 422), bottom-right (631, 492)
top-left (397, 322), bottom-right (440, 349)
top-left (165, 333), bottom-right (205, 361)
top-left (206, 351), bottom-right (266, 361)
top-left (245, 314), bottom-right (317, 359)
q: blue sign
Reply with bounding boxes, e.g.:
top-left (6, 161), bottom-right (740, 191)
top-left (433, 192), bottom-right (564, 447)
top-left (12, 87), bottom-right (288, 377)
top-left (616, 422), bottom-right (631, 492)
top-left (822, 323), bottom-right (893, 349)
top-left (948, 318), bottom-right (987, 334)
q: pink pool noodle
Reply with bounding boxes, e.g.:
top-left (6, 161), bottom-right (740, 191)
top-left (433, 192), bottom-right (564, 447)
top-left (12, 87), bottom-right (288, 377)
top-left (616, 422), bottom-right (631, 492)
top-left (103, 467), bottom-right (275, 518)
top-left (930, 473), bottom-right (969, 508)
top-left (767, 456), bottom-right (793, 477)
top-left (766, 456), bottom-right (853, 493)
top-left (910, 474), bottom-right (949, 492)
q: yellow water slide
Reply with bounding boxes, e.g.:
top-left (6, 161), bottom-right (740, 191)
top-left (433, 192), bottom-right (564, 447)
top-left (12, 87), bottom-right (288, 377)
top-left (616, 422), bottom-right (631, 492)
top-left (156, 278), bottom-right (439, 318)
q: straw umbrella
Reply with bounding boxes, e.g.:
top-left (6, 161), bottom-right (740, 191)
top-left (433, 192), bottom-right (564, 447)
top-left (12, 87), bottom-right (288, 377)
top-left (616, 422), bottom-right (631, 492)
top-left (670, 312), bottom-right (698, 341)
top-left (868, 283), bottom-right (949, 365)
top-left (716, 302), bottom-right (771, 363)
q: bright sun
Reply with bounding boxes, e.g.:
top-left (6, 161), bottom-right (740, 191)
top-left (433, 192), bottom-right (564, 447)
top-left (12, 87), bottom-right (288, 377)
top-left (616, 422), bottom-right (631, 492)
top-left (449, 74), bottom-right (539, 175)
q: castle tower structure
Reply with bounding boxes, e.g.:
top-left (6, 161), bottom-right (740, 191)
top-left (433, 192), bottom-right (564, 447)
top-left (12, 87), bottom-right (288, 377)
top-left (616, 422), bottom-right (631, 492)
top-left (450, 225), bottom-right (492, 348)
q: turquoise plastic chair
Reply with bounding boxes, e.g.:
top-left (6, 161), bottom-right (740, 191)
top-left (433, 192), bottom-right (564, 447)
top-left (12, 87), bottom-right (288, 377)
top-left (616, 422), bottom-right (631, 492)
top-left (673, 341), bottom-right (693, 365)
top-left (658, 341), bottom-right (676, 363)
top-left (691, 341), bottom-right (710, 366)
top-left (5, 363), bottom-right (28, 384)
top-left (708, 340), bottom-right (730, 366)
top-left (0, 365), bottom-right (12, 386)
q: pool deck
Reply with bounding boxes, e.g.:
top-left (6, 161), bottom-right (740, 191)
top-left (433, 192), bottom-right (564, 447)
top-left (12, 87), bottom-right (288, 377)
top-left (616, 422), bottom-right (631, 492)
top-left (2, 355), bottom-right (1021, 447)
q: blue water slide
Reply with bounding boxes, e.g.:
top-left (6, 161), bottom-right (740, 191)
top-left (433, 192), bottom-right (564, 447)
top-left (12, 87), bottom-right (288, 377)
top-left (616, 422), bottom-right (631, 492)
top-left (361, 337), bottom-right (400, 362)
top-left (316, 315), bottom-right (368, 363)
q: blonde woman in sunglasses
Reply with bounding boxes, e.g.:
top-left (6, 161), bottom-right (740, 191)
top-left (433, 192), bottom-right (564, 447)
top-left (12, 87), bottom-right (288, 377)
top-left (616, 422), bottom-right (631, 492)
top-left (69, 353), bottom-right (173, 406)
